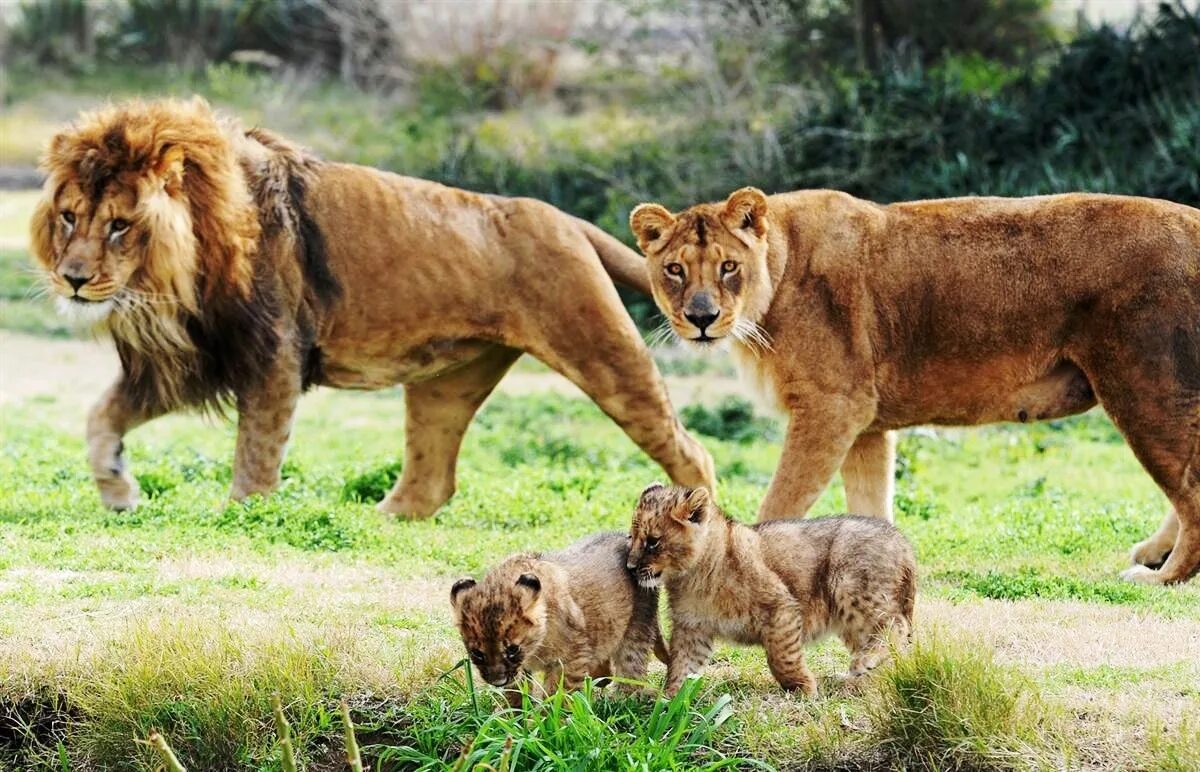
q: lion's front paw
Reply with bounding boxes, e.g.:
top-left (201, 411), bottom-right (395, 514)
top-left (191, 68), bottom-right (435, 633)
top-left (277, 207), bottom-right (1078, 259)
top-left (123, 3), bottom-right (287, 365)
top-left (376, 487), bottom-right (452, 520)
top-left (1119, 564), bottom-right (1165, 585)
top-left (97, 472), bottom-right (140, 511)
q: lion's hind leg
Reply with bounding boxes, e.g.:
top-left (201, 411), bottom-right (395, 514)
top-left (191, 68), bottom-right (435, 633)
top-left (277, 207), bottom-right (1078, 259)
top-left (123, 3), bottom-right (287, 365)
top-left (378, 345), bottom-right (522, 519)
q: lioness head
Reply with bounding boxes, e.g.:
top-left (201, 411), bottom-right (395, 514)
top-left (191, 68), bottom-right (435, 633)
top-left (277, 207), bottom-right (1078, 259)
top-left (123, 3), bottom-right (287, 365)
top-left (450, 572), bottom-right (547, 687)
top-left (626, 482), bottom-right (714, 588)
top-left (630, 187), bottom-right (772, 346)
top-left (29, 98), bottom-right (257, 329)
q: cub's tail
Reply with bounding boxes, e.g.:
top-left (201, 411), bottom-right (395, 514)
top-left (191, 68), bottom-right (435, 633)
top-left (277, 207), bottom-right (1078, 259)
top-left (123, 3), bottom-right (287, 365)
top-left (573, 216), bottom-right (652, 296)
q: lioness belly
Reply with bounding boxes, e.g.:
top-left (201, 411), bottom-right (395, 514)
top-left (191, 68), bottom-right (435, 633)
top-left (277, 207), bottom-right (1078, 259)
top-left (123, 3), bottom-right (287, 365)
top-left (317, 338), bottom-right (493, 389)
top-left (874, 358), bottom-right (1096, 429)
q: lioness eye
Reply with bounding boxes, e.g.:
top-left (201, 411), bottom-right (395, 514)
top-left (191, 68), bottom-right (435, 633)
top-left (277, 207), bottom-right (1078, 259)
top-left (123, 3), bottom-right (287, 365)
top-left (110, 219), bottom-right (130, 234)
top-left (505, 644), bottom-right (521, 662)
top-left (60, 211), bottom-right (75, 225)
top-left (721, 260), bottom-right (737, 274)
top-left (666, 263), bottom-right (684, 277)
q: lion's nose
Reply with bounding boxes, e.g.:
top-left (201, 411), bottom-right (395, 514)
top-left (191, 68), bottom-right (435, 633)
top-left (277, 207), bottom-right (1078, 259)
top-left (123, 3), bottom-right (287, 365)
top-left (685, 310), bottom-right (720, 330)
top-left (62, 272), bottom-right (91, 291)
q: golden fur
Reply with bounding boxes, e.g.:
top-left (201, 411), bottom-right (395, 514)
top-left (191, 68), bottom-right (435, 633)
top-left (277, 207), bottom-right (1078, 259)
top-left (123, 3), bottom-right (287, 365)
top-left (631, 187), bottom-right (1200, 585)
top-left (628, 484), bottom-right (914, 695)
top-left (32, 98), bottom-right (715, 515)
top-left (450, 532), bottom-right (666, 705)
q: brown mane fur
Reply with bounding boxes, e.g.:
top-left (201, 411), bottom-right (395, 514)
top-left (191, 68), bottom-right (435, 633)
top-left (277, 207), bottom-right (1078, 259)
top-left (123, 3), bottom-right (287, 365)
top-left (30, 98), bottom-right (332, 413)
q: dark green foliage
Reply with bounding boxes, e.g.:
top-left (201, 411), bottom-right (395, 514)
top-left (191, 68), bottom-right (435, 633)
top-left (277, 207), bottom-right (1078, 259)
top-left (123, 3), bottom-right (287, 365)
top-left (681, 397), bottom-right (779, 444)
top-left (340, 461), bottom-right (402, 504)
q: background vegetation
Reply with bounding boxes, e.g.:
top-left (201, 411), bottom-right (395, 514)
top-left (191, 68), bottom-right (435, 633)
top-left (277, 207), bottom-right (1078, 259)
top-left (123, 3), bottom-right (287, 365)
top-left (1, 0), bottom-right (1198, 769)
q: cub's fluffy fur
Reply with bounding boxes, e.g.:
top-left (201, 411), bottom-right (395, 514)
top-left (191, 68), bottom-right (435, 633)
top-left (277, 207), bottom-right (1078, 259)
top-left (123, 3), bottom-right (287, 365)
top-left (628, 484), bottom-right (915, 695)
top-left (451, 532), bottom-right (666, 705)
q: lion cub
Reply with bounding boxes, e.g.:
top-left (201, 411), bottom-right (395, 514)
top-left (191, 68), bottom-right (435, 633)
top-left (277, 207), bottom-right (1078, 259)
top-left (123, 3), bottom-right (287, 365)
top-left (451, 532), bottom-right (665, 706)
top-left (628, 484), bottom-right (915, 695)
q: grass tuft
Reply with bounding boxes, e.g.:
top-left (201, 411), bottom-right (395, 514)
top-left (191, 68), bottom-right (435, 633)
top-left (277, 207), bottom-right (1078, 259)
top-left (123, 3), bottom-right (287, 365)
top-left (866, 634), bottom-right (1071, 770)
top-left (374, 662), bottom-right (761, 770)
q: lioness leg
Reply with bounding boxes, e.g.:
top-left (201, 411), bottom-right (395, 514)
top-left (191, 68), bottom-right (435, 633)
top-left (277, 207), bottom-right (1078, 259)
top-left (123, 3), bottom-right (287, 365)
top-left (758, 401), bottom-right (870, 521)
top-left (840, 430), bottom-right (897, 521)
top-left (378, 345), bottom-right (522, 519)
top-left (1084, 318), bottom-right (1200, 584)
top-left (87, 379), bottom-right (164, 510)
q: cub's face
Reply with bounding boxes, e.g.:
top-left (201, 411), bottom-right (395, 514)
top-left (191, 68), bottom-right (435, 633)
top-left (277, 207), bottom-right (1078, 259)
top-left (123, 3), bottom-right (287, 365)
top-left (626, 483), bottom-right (713, 588)
top-left (450, 573), bottom-right (547, 687)
top-left (630, 187), bottom-right (772, 346)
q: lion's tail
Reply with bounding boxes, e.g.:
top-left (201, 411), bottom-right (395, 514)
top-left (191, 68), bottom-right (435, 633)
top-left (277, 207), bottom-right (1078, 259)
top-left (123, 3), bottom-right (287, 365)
top-left (573, 216), bottom-right (652, 296)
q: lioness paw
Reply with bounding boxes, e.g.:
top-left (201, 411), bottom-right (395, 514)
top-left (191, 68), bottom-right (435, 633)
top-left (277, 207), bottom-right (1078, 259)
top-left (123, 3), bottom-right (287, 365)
top-left (1119, 564), bottom-right (1166, 585)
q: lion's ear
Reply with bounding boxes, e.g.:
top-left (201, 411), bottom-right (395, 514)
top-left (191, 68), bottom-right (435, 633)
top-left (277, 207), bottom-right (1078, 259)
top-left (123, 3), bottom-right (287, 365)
top-left (675, 486), bottom-right (711, 524)
top-left (630, 203), bottom-right (676, 253)
top-left (153, 144), bottom-right (186, 196)
top-left (722, 187), bottom-right (769, 239)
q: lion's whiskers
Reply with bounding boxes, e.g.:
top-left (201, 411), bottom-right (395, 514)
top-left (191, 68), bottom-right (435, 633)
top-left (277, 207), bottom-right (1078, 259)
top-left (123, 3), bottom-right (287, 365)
top-left (731, 318), bottom-right (774, 357)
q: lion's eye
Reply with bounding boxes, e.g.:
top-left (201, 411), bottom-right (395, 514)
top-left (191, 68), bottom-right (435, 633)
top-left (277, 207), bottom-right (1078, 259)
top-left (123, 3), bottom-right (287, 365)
top-left (504, 644), bottom-right (521, 662)
top-left (721, 260), bottom-right (738, 275)
top-left (646, 537), bottom-right (660, 553)
top-left (60, 211), bottom-right (75, 225)
top-left (666, 263), bottom-right (684, 277)
top-left (110, 219), bottom-right (130, 235)
top-left (469, 649), bottom-right (485, 665)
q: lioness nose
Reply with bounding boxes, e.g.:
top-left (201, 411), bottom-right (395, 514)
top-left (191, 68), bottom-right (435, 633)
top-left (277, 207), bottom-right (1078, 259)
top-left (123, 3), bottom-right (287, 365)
top-left (62, 272), bottom-right (91, 291)
top-left (685, 310), bottom-right (720, 330)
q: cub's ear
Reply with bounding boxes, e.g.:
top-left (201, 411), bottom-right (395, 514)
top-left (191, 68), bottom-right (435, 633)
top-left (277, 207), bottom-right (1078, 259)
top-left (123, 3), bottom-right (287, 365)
top-left (639, 481), bottom-right (665, 502)
top-left (450, 577), bottom-right (476, 608)
top-left (721, 187), bottom-right (769, 239)
top-left (630, 203), bottom-right (676, 253)
top-left (513, 571), bottom-right (542, 607)
top-left (678, 486), bottom-right (711, 524)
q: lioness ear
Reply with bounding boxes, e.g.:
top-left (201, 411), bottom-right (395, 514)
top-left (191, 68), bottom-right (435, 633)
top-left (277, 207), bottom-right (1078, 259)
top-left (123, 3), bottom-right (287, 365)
top-left (450, 577), bottom-right (476, 608)
top-left (153, 144), bottom-right (185, 196)
top-left (722, 187), bottom-right (769, 239)
top-left (630, 203), bottom-right (676, 253)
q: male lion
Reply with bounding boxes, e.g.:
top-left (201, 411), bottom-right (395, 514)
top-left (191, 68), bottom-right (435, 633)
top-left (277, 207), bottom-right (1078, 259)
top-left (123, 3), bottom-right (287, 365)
top-left (630, 187), bottom-right (1200, 585)
top-left (30, 98), bottom-right (714, 518)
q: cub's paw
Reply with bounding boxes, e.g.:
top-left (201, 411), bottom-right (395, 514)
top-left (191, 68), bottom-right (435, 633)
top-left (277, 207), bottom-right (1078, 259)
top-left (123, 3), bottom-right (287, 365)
top-left (98, 473), bottom-right (140, 511)
top-left (1119, 564), bottom-right (1165, 585)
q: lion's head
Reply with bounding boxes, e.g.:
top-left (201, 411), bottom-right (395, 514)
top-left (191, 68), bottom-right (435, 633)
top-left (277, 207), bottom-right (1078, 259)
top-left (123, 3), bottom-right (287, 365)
top-left (30, 98), bottom-right (280, 411)
top-left (630, 187), bottom-right (773, 348)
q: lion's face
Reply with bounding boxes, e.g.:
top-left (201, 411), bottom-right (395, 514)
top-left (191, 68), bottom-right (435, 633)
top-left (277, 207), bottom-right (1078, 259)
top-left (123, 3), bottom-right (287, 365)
top-left (630, 187), bottom-right (772, 347)
top-left (36, 179), bottom-right (155, 321)
top-left (450, 573), bottom-right (547, 686)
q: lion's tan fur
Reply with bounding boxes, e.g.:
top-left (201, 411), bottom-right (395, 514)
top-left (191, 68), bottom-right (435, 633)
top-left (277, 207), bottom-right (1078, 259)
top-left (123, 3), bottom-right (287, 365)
top-left (31, 98), bottom-right (714, 516)
top-left (632, 187), bottom-right (1200, 585)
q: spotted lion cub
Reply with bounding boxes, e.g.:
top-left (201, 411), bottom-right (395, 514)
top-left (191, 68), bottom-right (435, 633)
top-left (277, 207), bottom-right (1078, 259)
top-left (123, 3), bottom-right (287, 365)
top-left (451, 532), bottom-right (666, 706)
top-left (628, 484), bottom-right (915, 695)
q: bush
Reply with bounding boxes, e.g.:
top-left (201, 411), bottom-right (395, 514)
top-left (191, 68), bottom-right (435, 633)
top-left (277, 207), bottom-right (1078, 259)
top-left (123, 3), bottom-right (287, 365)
top-left (681, 397), bottom-right (779, 444)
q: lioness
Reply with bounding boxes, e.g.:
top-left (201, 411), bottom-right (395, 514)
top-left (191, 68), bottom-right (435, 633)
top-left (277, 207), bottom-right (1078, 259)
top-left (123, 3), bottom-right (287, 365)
top-left (30, 98), bottom-right (714, 517)
top-left (630, 187), bottom-right (1200, 585)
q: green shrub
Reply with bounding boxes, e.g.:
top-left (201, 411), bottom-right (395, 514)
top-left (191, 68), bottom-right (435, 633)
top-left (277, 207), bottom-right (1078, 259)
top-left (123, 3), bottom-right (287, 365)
top-left (682, 397), bottom-right (779, 444)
